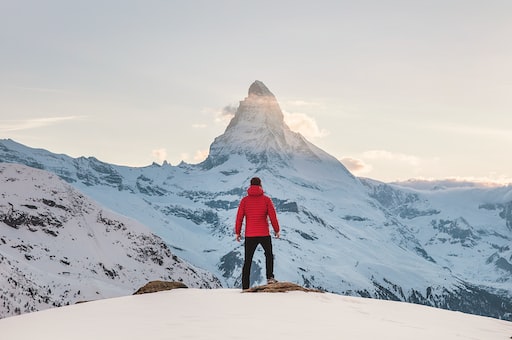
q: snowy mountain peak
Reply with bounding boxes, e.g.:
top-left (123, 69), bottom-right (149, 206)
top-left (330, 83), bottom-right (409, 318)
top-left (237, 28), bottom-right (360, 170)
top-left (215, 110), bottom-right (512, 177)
top-left (229, 80), bottom-right (285, 131)
top-left (248, 80), bottom-right (275, 97)
top-left (203, 81), bottom-right (351, 179)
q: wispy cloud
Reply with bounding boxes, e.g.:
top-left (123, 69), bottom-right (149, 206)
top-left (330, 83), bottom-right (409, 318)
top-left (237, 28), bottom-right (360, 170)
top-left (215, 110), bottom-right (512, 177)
top-left (348, 150), bottom-right (512, 186)
top-left (340, 157), bottom-right (373, 175)
top-left (283, 111), bottom-right (329, 140)
top-left (341, 150), bottom-right (441, 181)
top-left (361, 150), bottom-right (421, 167)
top-left (444, 174), bottom-right (512, 187)
top-left (200, 105), bottom-right (237, 126)
top-left (216, 105), bottom-right (237, 124)
top-left (179, 149), bottom-right (209, 164)
top-left (393, 176), bottom-right (512, 188)
top-left (193, 149), bottom-right (209, 162)
top-left (0, 116), bottom-right (84, 132)
top-left (285, 100), bottom-right (324, 108)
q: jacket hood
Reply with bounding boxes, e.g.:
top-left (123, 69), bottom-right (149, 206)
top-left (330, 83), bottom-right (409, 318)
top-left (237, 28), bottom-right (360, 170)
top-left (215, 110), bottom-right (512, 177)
top-left (247, 185), bottom-right (264, 196)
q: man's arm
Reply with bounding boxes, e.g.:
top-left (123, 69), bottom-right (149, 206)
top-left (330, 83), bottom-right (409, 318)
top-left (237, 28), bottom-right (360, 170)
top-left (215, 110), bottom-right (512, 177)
top-left (235, 199), bottom-right (245, 241)
top-left (267, 197), bottom-right (280, 237)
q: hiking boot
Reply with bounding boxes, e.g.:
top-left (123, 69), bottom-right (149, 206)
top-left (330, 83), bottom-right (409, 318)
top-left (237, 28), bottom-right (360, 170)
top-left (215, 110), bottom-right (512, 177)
top-left (267, 277), bottom-right (278, 284)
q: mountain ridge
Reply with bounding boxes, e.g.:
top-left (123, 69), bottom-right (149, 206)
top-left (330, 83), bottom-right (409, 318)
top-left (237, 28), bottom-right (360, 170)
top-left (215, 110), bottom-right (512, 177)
top-left (0, 163), bottom-right (221, 318)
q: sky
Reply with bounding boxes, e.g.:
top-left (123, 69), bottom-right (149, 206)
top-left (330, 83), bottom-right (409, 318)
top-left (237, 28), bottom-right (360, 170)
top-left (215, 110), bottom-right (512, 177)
top-left (1, 0), bottom-right (511, 184)
top-left (1, 288), bottom-right (510, 340)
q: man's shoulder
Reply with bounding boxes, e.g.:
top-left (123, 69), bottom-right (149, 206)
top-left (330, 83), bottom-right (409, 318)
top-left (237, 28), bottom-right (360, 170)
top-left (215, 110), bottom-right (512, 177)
top-left (241, 194), bottom-right (271, 202)
top-left (263, 194), bottom-right (274, 204)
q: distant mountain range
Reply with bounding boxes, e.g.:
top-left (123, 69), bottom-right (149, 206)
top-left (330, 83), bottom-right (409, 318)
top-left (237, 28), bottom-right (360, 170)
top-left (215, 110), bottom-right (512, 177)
top-left (1, 80), bottom-right (511, 320)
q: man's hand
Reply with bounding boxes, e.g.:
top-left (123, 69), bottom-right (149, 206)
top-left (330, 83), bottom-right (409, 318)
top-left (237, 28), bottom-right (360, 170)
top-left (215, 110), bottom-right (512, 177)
top-left (275, 231), bottom-right (280, 239)
top-left (236, 234), bottom-right (242, 242)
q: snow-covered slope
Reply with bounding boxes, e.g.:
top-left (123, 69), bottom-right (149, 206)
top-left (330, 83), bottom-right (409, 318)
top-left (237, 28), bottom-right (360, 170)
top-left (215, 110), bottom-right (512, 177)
top-left (363, 179), bottom-right (512, 290)
top-left (0, 289), bottom-right (510, 340)
top-left (0, 163), bottom-right (221, 318)
top-left (205, 80), bottom-right (351, 181)
top-left (1, 81), bottom-right (511, 320)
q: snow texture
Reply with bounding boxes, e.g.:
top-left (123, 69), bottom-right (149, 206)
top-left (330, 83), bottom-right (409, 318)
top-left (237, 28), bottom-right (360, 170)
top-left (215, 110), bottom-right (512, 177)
top-left (0, 289), bottom-right (510, 340)
top-left (0, 163), bottom-right (220, 318)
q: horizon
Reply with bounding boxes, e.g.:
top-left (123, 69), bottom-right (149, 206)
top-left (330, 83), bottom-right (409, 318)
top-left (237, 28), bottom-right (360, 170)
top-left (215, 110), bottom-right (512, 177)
top-left (1, 1), bottom-right (511, 184)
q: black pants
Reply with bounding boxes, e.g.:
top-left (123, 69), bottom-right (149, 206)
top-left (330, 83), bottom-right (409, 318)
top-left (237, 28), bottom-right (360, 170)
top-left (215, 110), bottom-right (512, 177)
top-left (242, 236), bottom-right (274, 290)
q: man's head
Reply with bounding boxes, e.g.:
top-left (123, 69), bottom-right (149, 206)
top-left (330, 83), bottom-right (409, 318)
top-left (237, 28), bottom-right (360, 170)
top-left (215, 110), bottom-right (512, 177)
top-left (250, 177), bottom-right (261, 186)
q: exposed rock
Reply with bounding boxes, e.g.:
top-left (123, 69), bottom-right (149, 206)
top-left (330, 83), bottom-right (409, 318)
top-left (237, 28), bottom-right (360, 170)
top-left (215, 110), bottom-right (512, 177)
top-left (248, 80), bottom-right (274, 97)
top-left (133, 281), bottom-right (188, 295)
top-left (243, 281), bottom-right (323, 293)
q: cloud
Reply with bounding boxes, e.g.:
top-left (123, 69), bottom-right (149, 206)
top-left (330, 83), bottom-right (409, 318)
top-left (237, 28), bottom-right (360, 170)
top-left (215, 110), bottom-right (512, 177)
top-left (341, 149), bottom-right (512, 187)
top-left (208, 105), bottom-right (329, 143)
top-left (361, 150), bottom-right (421, 167)
top-left (285, 100), bottom-right (324, 108)
top-left (179, 149), bottom-right (209, 164)
top-left (198, 105), bottom-right (236, 128)
top-left (441, 175), bottom-right (512, 187)
top-left (0, 116), bottom-right (83, 132)
top-left (345, 149), bottom-right (439, 181)
top-left (215, 105), bottom-right (237, 124)
top-left (151, 148), bottom-right (167, 163)
top-left (392, 176), bottom-right (512, 189)
top-left (193, 149), bottom-right (209, 162)
top-left (340, 157), bottom-right (372, 175)
top-left (283, 111), bottom-right (329, 140)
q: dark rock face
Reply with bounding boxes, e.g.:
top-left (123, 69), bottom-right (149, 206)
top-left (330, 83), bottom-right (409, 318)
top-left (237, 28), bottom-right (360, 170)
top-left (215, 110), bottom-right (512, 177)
top-left (248, 80), bottom-right (274, 97)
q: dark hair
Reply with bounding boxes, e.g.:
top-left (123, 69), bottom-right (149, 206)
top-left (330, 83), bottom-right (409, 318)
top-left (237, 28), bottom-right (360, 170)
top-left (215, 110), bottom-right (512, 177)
top-left (250, 177), bottom-right (261, 186)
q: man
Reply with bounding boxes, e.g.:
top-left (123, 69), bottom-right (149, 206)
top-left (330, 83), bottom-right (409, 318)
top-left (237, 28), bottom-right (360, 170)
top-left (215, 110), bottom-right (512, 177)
top-left (235, 177), bottom-right (281, 290)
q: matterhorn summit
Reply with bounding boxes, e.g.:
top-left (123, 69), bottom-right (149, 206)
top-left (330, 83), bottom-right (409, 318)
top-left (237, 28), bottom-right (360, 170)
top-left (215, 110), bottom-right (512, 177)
top-left (247, 79), bottom-right (274, 97)
top-left (204, 81), bottom-right (351, 180)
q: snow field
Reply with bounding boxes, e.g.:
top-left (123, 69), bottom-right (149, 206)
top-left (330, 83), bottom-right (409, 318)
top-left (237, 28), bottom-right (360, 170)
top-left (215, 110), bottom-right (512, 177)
top-left (0, 289), bottom-right (510, 340)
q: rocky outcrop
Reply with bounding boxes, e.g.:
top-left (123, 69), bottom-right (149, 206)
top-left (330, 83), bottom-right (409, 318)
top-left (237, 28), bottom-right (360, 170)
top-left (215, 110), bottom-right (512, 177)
top-left (133, 281), bottom-right (188, 295)
top-left (243, 282), bottom-right (323, 293)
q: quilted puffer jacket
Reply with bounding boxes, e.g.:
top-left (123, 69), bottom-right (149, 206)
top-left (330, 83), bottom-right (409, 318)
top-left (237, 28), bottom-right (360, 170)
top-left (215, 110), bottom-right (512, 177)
top-left (235, 185), bottom-right (280, 237)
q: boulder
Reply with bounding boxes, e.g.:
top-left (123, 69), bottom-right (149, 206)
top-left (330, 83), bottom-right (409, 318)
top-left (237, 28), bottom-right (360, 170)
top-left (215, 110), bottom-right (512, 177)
top-left (243, 281), bottom-right (323, 293)
top-left (133, 281), bottom-right (188, 295)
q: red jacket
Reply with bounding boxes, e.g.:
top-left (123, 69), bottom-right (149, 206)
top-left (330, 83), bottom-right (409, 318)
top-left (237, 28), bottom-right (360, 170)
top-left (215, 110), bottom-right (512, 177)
top-left (235, 185), bottom-right (280, 237)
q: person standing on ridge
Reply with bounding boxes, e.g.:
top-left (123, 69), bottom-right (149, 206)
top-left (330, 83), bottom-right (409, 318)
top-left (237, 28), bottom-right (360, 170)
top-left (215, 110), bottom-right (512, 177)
top-left (235, 177), bottom-right (281, 290)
